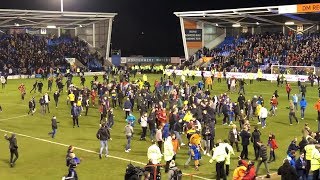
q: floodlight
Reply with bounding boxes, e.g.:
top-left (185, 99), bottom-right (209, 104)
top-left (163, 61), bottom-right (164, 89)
top-left (285, 21), bottom-right (294, 25)
top-left (232, 23), bottom-right (241, 27)
top-left (47, 25), bottom-right (57, 28)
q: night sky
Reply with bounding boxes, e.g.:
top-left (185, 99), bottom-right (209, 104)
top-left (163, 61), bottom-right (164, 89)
top-left (0, 0), bottom-right (316, 57)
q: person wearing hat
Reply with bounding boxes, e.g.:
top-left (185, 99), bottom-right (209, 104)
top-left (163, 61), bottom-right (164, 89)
top-left (48, 116), bottom-right (59, 138)
top-left (4, 133), bottom-right (18, 167)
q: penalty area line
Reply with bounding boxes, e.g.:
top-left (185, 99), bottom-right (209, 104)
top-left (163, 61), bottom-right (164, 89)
top-left (0, 128), bottom-right (212, 180)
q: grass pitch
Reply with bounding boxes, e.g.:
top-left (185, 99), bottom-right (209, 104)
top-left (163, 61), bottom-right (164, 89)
top-left (0, 74), bottom-right (317, 180)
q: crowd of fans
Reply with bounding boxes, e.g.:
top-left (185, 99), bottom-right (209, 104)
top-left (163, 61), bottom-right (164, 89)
top-left (186, 32), bottom-right (320, 73)
top-left (0, 33), bottom-right (102, 75)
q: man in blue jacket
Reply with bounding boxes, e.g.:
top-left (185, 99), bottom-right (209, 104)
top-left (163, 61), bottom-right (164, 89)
top-left (299, 97), bottom-right (307, 120)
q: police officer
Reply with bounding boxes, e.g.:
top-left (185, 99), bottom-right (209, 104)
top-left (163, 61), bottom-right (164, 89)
top-left (4, 133), bottom-right (19, 167)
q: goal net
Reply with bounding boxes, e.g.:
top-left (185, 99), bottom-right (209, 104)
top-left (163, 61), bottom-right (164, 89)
top-left (270, 65), bottom-right (315, 76)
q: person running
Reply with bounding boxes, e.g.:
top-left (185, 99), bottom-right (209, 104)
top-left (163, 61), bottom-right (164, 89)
top-left (18, 83), bottom-right (26, 100)
top-left (30, 80), bottom-right (38, 93)
top-left (4, 133), bottom-right (19, 167)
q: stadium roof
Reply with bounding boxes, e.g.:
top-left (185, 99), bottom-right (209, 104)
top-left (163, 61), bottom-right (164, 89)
top-left (174, 3), bottom-right (320, 27)
top-left (0, 9), bottom-right (117, 29)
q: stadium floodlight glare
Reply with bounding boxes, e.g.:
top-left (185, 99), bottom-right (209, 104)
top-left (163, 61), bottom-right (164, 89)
top-left (285, 21), bottom-right (294, 25)
top-left (47, 25), bottom-right (57, 28)
top-left (232, 23), bottom-right (241, 27)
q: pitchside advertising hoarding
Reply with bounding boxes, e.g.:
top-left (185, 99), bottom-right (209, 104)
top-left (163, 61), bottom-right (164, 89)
top-left (123, 57), bottom-right (171, 64)
top-left (185, 29), bottom-right (202, 42)
top-left (165, 69), bottom-right (310, 82)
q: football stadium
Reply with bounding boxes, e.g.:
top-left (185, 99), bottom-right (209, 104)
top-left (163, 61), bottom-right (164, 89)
top-left (0, 1), bottom-right (320, 180)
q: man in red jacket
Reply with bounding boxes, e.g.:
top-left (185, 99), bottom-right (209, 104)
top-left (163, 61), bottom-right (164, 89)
top-left (157, 108), bottom-right (167, 125)
top-left (286, 83), bottom-right (291, 100)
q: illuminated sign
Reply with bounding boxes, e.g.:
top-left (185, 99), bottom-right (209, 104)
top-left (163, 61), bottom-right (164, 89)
top-left (297, 3), bottom-right (320, 13)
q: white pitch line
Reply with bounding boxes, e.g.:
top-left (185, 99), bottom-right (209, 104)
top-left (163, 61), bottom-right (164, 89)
top-left (0, 128), bottom-right (212, 180)
top-left (0, 114), bottom-right (28, 122)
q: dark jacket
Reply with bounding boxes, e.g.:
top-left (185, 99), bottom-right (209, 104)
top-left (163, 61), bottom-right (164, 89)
top-left (251, 129), bottom-right (261, 147)
top-left (54, 92), bottom-right (60, 101)
top-left (278, 161), bottom-right (298, 180)
top-left (52, 118), bottom-right (59, 129)
top-left (295, 157), bottom-right (307, 178)
top-left (71, 106), bottom-right (81, 117)
top-left (259, 144), bottom-right (268, 161)
top-left (228, 129), bottom-right (239, 143)
top-left (287, 141), bottom-right (299, 154)
top-left (123, 100), bottom-right (132, 110)
top-left (96, 126), bottom-right (110, 141)
top-left (5, 135), bottom-right (18, 150)
top-left (240, 130), bottom-right (251, 146)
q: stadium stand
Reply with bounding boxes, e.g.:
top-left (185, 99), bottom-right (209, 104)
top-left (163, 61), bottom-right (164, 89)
top-left (0, 33), bottom-right (103, 75)
top-left (184, 32), bottom-right (320, 74)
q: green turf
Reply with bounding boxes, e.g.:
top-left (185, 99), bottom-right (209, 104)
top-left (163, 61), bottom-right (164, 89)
top-left (0, 74), bottom-right (317, 180)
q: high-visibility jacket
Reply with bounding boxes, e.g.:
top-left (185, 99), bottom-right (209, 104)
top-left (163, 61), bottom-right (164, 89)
top-left (311, 148), bottom-right (320, 171)
top-left (143, 74), bottom-right (147, 82)
top-left (68, 94), bottom-right (75, 102)
top-left (210, 143), bottom-right (228, 162)
top-left (206, 77), bottom-right (213, 85)
top-left (183, 112), bottom-right (193, 122)
top-left (305, 144), bottom-right (316, 160)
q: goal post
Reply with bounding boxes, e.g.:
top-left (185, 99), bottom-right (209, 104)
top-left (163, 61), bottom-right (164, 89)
top-left (271, 65), bottom-right (315, 76)
top-left (270, 65), bottom-right (315, 82)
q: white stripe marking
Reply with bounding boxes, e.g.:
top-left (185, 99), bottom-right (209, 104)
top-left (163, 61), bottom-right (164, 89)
top-left (0, 114), bottom-right (28, 122)
top-left (0, 128), bottom-right (212, 180)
